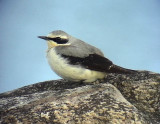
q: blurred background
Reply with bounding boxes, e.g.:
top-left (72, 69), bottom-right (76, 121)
top-left (0, 0), bottom-right (160, 93)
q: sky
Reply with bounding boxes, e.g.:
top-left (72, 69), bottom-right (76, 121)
top-left (0, 0), bottom-right (160, 93)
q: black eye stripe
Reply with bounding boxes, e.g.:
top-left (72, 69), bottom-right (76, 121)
top-left (48, 37), bottom-right (68, 44)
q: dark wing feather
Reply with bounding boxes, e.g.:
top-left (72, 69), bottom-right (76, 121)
top-left (61, 54), bottom-right (137, 74)
top-left (61, 54), bottom-right (113, 72)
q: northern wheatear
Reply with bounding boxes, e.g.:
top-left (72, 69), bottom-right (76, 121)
top-left (38, 30), bottom-right (136, 82)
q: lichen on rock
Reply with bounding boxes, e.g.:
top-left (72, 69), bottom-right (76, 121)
top-left (0, 71), bottom-right (159, 124)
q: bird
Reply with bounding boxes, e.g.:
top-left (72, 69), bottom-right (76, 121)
top-left (38, 30), bottom-right (137, 83)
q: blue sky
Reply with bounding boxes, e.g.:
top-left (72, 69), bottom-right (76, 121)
top-left (0, 0), bottom-right (160, 93)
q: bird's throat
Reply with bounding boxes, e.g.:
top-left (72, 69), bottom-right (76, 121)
top-left (47, 41), bottom-right (58, 48)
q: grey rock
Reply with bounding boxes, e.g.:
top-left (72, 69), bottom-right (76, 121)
top-left (0, 71), bottom-right (159, 124)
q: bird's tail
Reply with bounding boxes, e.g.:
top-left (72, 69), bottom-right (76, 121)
top-left (108, 64), bottom-right (137, 74)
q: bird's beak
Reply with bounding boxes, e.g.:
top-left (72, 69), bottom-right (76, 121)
top-left (38, 36), bottom-right (58, 48)
top-left (38, 36), bottom-right (48, 40)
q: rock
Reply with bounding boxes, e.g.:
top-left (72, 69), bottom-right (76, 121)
top-left (0, 71), bottom-right (160, 124)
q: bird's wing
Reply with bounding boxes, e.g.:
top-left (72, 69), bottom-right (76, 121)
top-left (61, 53), bottom-right (113, 72)
top-left (55, 43), bottom-right (136, 74)
top-left (61, 53), bottom-right (137, 74)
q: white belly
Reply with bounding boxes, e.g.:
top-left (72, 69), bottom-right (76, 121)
top-left (47, 48), bottom-right (106, 82)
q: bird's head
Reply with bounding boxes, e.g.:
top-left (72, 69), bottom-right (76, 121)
top-left (38, 30), bottom-right (71, 49)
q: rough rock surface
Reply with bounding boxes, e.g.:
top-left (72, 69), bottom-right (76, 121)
top-left (0, 71), bottom-right (159, 124)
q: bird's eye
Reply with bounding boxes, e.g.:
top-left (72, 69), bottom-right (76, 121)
top-left (55, 37), bottom-right (61, 41)
top-left (54, 37), bottom-right (62, 42)
top-left (54, 37), bottom-right (68, 44)
top-left (48, 37), bottom-right (61, 42)
top-left (48, 37), bottom-right (68, 44)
